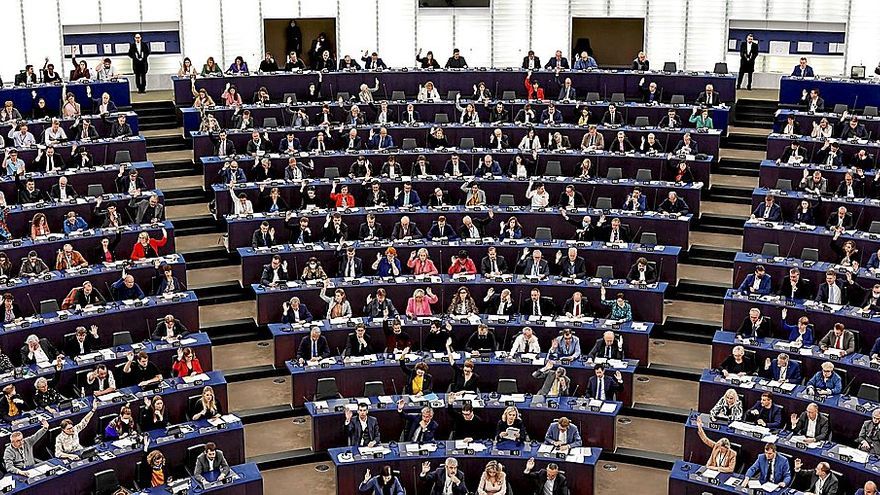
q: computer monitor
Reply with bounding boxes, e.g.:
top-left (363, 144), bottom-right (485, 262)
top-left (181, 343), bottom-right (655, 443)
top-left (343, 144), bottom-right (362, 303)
top-left (851, 65), bottom-right (866, 79)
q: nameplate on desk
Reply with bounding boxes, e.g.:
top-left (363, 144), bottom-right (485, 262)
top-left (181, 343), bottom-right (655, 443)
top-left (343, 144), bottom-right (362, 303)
top-left (589, 405), bottom-right (600, 412)
top-left (708, 422), bottom-right (721, 430)
top-left (828, 353), bottom-right (840, 361)
top-left (784, 299), bottom-right (796, 307)
top-left (815, 395), bottom-right (826, 403)
top-left (505, 400), bottom-right (515, 406)
top-left (856, 404), bottom-right (868, 413)
top-left (840, 453), bottom-right (853, 463)
top-left (334, 405), bottom-right (345, 412)
top-left (320, 362), bottom-right (331, 368)
top-left (464, 448), bottom-right (475, 455)
top-left (870, 362), bottom-right (880, 369)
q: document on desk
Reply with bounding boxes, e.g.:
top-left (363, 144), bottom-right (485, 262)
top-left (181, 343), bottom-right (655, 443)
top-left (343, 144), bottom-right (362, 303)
top-left (499, 394), bottom-right (526, 403)
top-left (566, 447), bottom-right (592, 463)
top-left (377, 396), bottom-right (394, 404)
top-left (837, 445), bottom-right (869, 463)
top-left (0, 477), bottom-right (12, 490)
top-left (405, 443), bottom-right (437, 453)
top-left (97, 391), bottom-right (123, 402)
top-left (600, 403), bottom-right (617, 413)
top-left (183, 373), bottom-right (210, 384)
top-left (537, 444), bottom-right (554, 454)
top-left (179, 337), bottom-right (198, 346)
top-left (701, 469), bottom-right (719, 479)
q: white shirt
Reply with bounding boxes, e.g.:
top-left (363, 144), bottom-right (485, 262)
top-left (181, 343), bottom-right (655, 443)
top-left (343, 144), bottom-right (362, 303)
top-left (828, 283), bottom-right (841, 304)
top-left (806, 416), bottom-right (817, 437)
top-left (31, 346), bottom-right (49, 365)
top-left (557, 429), bottom-right (567, 445)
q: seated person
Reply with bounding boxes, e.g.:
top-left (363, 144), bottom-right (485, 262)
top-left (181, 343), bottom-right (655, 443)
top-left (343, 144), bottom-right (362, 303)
top-left (55, 401), bottom-right (98, 460)
top-left (587, 331), bottom-right (623, 360)
top-left (65, 324), bottom-right (101, 356)
top-left (549, 329), bottom-right (580, 360)
top-left (69, 281), bottom-right (107, 308)
top-left (736, 307), bottom-right (772, 340)
top-left (193, 443), bottom-right (232, 484)
top-left (805, 362), bottom-right (842, 395)
top-left (738, 265), bottom-right (772, 295)
top-left (694, 416), bottom-right (737, 473)
top-left (543, 417), bottom-right (582, 451)
top-left (719, 345), bottom-right (756, 377)
top-left (743, 443), bottom-right (792, 490)
top-left (152, 314), bottom-right (189, 341)
top-left (282, 296), bottom-right (313, 324)
top-left (657, 191), bottom-right (690, 214)
top-left (397, 400), bottom-right (438, 443)
top-left (51, 177), bottom-right (78, 201)
top-left (110, 271), bottom-right (145, 300)
top-left (709, 388), bottom-right (744, 421)
top-left (104, 405), bottom-right (139, 439)
top-left (744, 391), bottom-right (783, 429)
top-left (627, 257), bottom-right (657, 284)
top-left (122, 351), bottom-right (162, 388)
top-left (3, 421), bottom-right (48, 475)
top-left (0, 384), bottom-right (27, 422)
top-left (786, 402), bottom-right (831, 442)
top-left (761, 352), bottom-right (802, 384)
top-left (586, 364), bottom-right (623, 401)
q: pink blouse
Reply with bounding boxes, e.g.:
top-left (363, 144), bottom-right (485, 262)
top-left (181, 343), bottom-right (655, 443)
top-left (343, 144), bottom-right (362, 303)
top-left (406, 293), bottom-right (438, 317)
top-left (407, 258), bottom-right (439, 275)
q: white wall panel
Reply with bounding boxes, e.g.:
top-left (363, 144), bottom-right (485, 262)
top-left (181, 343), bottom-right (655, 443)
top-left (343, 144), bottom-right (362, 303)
top-left (416, 9), bottom-right (453, 67)
top-left (531, 0), bottom-right (569, 63)
top-left (491, 0), bottom-right (529, 67)
top-left (221, 0), bottom-right (262, 68)
top-left (300, 0), bottom-right (338, 18)
top-left (181, 0), bottom-right (221, 69)
top-left (0, 1), bottom-right (26, 83)
top-left (142, 0), bottom-right (180, 23)
top-left (261, 0), bottom-right (300, 19)
top-left (60, 0), bottom-right (100, 25)
top-left (377, 0), bottom-right (416, 68)
top-left (728, 0), bottom-right (766, 20)
top-left (646, 0), bottom-right (685, 70)
top-left (24, 0), bottom-right (63, 68)
top-left (685, 0), bottom-right (726, 71)
top-left (100, 0), bottom-right (141, 24)
top-left (455, 10), bottom-right (491, 67)
top-left (845, 0), bottom-right (879, 69)
top-left (610, 0), bottom-right (648, 17)
top-left (808, 0), bottom-right (848, 22)
top-left (339, 0), bottom-right (377, 60)
top-left (570, 0), bottom-right (606, 17)
top-left (768, 0), bottom-right (807, 20)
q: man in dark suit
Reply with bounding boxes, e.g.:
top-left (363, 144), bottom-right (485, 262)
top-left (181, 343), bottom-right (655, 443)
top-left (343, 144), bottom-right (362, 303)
top-left (521, 51), bottom-right (541, 70)
top-left (787, 403), bottom-right (831, 442)
top-left (744, 391), bottom-right (784, 429)
top-left (480, 247), bottom-right (509, 276)
top-left (50, 176), bottom-right (78, 200)
top-left (825, 206), bottom-right (853, 231)
top-left (400, 104), bottom-right (421, 124)
top-left (458, 214), bottom-right (493, 239)
top-left (524, 458), bottom-right (569, 495)
top-left (561, 292), bottom-right (592, 318)
top-left (626, 258), bottom-right (657, 284)
top-left (738, 265), bottom-right (772, 296)
top-left (816, 141), bottom-right (843, 167)
top-left (391, 216), bottom-right (422, 239)
top-left (586, 364), bottom-right (624, 401)
top-left (251, 222), bottom-right (276, 249)
top-left (260, 256), bottom-right (288, 286)
top-left (696, 84), bottom-right (721, 106)
top-left (792, 460), bottom-right (839, 495)
top-left (554, 248), bottom-right (586, 278)
top-left (737, 33), bottom-right (758, 90)
top-left (736, 307), bottom-right (773, 339)
top-left (337, 246), bottom-right (364, 278)
top-left (399, 401), bottom-right (439, 443)
top-left (597, 216), bottom-right (630, 243)
top-left (358, 214), bottom-right (386, 240)
top-left (360, 51), bottom-right (387, 70)
top-left (152, 315), bottom-right (189, 341)
top-left (127, 33), bottom-right (150, 93)
top-left (296, 327), bottom-right (330, 364)
top-left (20, 335), bottom-right (58, 365)
top-left (420, 458), bottom-right (467, 495)
top-left (556, 185), bottom-right (586, 208)
top-left (600, 104), bottom-right (625, 125)
top-left (777, 267), bottom-right (814, 300)
top-left (857, 409), bottom-right (880, 455)
top-left (818, 323), bottom-right (856, 355)
top-left (762, 353), bottom-right (802, 385)
top-left (343, 403), bottom-right (380, 447)
top-left (344, 325), bottom-right (373, 357)
top-left (587, 331), bottom-right (624, 360)
top-left (814, 270), bottom-right (849, 305)
top-left (65, 325), bottom-right (101, 357)
top-left (516, 249), bottom-right (550, 278)
top-left (751, 194), bottom-right (782, 221)
top-left (520, 288), bottom-right (556, 317)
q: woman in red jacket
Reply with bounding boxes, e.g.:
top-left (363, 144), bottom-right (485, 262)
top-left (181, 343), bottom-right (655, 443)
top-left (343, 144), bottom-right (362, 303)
top-left (131, 228), bottom-right (168, 260)
top-left (171, 347), bottom-right (203, 377)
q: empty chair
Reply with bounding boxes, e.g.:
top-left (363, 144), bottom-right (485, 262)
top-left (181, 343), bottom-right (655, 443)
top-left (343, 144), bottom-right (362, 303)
top-left (391, 90), bottom-right (406, 100)
top-left (401, 138), bottom-right (417, 150)
top-left (864, 105), bottom-right (879, 117)
top-left (833, 103), bottom-right (848, 114)
top-left (535, 227), bottom-right (552, 241)
top-left (45, 426), bottom-right (61, 458)
top-left (670, 94), bottom-right (685, 104)
top-left (606, 167), bottom-right (623, 180)
top-left (640, 232), bottom-right (658, 245)
top-left (729, 441), bottom-right (745, 473)
top-left (544, 161), bottom-right (562, 176)
top-left (94, 469), bottom-right (122, 495)
top-left (595, 197), bottom-right (613, 210)
top-left (501, 90), bottom-right (517, 100)
top-left (185, 443), bottom-right (206, 475)
top-left (446, 90), bottom-right (460, 101)
top-left (869, 221), bottom-right (880, 234)
top-left (596, 265), bottom-right (614, 279)
top-left (337, 91), bottom-right (351, 101)
top-left (114, 150), bottom-right (131, 164)
top-left (434, 113), bottom-right (449, 124)
top-left (40, 299), bottom-right (59, 314)
top-left (497, 379), bottom-right (518, 394)
top-left (585, 91), bottom-right (601, 101)
top-left (459, 137), bottom-right (475, 149)
top-left (324, 167), bottom-right (340, 179)
top-left (801, 248), bottom-right (819, 261)
top-left (262, 117), bottom-right (278, 128)
top-left (315, 377), bottom-right (342, 400)
top-left (633, 116), bottom-right (650, 127)
top-left (499, 194), bottom-right (515, 206)
top-left (112, 331), bottom-right (133, 347)
top-left (87, 184), bottom-right (105, 197)
top-left (713, 62), bottom-right (729, 74)
top-left (635, 169), bottom-right (652, 182)
top-left (835, 369), bottom-right (849, 394)
top-left (761, 243), bottom-right (780, 257)
top-left (857, 383), bottom-right (880, 403)
top-left (663, 62), bottom-right (677, 72)
top-left (283, 92), bottom-right (297, 103)
top-left (364, 381), bottom-right (384, 397)
top-left (610, 92), bottom-right (625, 103)
top-left (776, 179), bottom-right (792, 191)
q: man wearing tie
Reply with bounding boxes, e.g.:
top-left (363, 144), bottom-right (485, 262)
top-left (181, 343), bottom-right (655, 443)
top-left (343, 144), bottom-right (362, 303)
top-left (337, 246), bottom-right (364, 278)
top-left (127, 33), bottom-right (150, 93)
top-left (251, 222), bottom-right (275, 248)
top-left (818, 323), bottom-right (855, 355)
top-left (521, 288), bottom-right (555, 317)
top-left (296, 327), bottom-right (329, 364)
top-left (517, 249), bottom-right (550, 278)
top-left (697, 84), bottom-right (720, 106)
top-left (282, 297), bottom-right (313, 324)
top-left (737, 33), bottom-right (758, 90)
top-left (743, 443), bottom-right (792, 489)
top-left (762, 353), bottom-right (802, 384)
top-left (344, 403), bottom-right (380, 447)
top-left (259, 255), bottom-right (288, 286)
top-left (398, 401), bottom-right (438, 443)
top-left (586, 364), bottom-right (623, 401)
top-left (736, 308), bottom-right (771, 340)
top-left (479, 247), bottom-right (509, 276)
top-left (554, 248), bottom-right (586, 278)
top-left (815, 270), bottom-right (848, 305)
top-left (562, 292), bottom-right (591, 318)
top-left (588, 331), bottom-right (624, 360)
top-left (792, 460), bottom-right (839, 495)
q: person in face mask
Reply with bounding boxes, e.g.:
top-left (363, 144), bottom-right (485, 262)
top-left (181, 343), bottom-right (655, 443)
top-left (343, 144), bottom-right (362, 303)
top-left (862, 283), bottom-right (880, 314)
top-left (301, 257), bottom-right (327, 281)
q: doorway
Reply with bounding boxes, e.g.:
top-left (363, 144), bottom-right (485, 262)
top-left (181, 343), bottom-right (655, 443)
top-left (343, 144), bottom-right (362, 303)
top-left (571, 17), bottom-right (645, 68)
top-left (263, 18), bottom-right (337, 69)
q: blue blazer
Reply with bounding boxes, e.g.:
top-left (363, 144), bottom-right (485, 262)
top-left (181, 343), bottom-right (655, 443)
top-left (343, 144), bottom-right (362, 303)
top-left (426, 223), bottom-right (459, 240)
top-left (621, 195), bottom-right (647, 212)
top-left (392, 190), bottom-right (422, 207)
top-left (752, 203), bottom-right (782, 221)
top-left (399, 411), bottom-right (438, 443)
top-left (282, 303), bottom-right (313, 324)
top-left (544, 422), bottom-right (582, 448)
top-left (738, 273), bottom-right (772, 295)
top-left (767, 359), bottom-right (802, 385)
top-left (806, 370), bottom-right (842, 394)
top-left (867, 252), bottom-right (880, 270)
top-left (746, 453), bottom-right (792, 486)
top-left (368, 134), bottom-right (395, 149)
top-left (782, 321), bottom-right (814, 347)
top-left (359, 476), bottom-right (404, 495)
top-left (871, 336), bottom-right (880, 357)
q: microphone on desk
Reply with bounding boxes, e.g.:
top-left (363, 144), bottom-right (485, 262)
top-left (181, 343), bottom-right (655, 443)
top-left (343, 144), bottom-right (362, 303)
top-left (500, 327), bottom-right (510, 354)
top-left (783, 238), bottom-right (796, 260)
top-left (494, 81), bottom-right (500, 103)
top-left (569, 383), bottom-right (579, 398)
top-left (391, 378), bottom-right (398, 396)
top-left (25, 292), bottom-right (39, 317)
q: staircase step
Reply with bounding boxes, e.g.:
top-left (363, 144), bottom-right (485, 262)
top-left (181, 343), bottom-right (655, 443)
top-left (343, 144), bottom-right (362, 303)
top-left (604, 448), bottom-right (677, 470)
top-left (706, 192), bottom-right (752, 205)
top-left (660, 315), bottom-right (719, 340)
top-left (200, 318), bottom-right (261, 345)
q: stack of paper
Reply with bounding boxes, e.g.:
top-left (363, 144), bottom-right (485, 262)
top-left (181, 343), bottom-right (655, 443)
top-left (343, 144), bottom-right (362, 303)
top-left (183, 373), bottom-right (210, 383)
top-left (837, 445), bottom-right (869, 463)
top-left (499, 394), bottom-right (526, 403)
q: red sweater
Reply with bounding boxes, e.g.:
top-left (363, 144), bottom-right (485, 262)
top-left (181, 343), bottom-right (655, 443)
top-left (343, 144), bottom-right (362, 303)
top-left (130, 235), bottom-right (168, 260)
